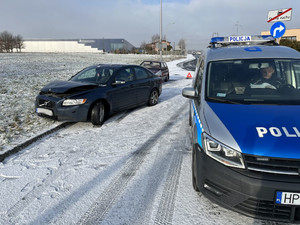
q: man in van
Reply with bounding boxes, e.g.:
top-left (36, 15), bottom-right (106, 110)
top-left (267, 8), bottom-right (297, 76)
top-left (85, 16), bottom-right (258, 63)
top-left (251, 65), bottom-right (281, 89)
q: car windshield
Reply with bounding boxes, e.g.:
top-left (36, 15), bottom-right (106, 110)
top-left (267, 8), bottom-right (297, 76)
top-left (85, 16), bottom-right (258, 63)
top-left (206, 59), bottom-right (300, 105)
top-left (141, 61), bottom-right (161, 69)
top-left (70, 66), bottom-right (116, 84)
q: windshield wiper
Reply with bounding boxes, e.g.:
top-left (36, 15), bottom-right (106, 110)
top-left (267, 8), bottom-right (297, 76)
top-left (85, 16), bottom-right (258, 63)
top-left (207, 97), bottom-right (241, 104)
top-left (244, 99), bottom-right (265, 102)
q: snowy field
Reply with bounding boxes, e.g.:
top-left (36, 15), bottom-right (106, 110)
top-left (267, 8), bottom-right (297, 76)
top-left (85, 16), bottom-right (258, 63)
top-left (0, 53), bottom-right (182, 152)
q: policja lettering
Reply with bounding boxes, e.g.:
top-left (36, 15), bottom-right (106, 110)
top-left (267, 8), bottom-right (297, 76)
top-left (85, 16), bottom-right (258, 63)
top-left (229, 36), bottom-right (251, 42)
top-left (256, 127), bottom-right (300, 138)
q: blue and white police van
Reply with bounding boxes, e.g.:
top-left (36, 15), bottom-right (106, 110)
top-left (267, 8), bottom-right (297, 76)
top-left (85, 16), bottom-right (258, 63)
top-left (182, 35), bottom-right (300, 223)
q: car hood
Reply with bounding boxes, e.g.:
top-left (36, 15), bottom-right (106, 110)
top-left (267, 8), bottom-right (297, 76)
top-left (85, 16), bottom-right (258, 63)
top-left (205, 102), bottom-right (300, 159)
top-left (41, 80), bottom-right (98, 94)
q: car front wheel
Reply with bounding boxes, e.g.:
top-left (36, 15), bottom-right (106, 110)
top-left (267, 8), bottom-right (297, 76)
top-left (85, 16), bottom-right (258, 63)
top-left (91, 101), bottom-right (105, 125)
top-left (148, 89), bottom-right (159, 106)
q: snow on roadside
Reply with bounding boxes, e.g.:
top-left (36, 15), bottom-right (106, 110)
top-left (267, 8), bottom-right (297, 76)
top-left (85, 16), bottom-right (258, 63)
top-left (0, 53), bottom-right (184, 152)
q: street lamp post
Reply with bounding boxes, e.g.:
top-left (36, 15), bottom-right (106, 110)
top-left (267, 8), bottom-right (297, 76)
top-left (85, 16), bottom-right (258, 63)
top-left (160, 0), bottom-right (162, 62)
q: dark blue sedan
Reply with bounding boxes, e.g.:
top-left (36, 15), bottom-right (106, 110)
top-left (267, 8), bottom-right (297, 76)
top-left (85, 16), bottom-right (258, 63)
top-left (35, 64), bottom-right (162, 125)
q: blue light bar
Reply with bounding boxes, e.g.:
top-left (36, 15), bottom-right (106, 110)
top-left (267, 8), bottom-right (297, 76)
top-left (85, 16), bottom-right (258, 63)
top-left (210, 35), bottom-right (276, 47)
top-left (210, 37), bottom-right (224, 43)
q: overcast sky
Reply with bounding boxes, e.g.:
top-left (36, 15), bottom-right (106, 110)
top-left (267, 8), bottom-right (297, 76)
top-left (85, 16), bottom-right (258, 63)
top-left (0, 0), bottom-right (299, 50)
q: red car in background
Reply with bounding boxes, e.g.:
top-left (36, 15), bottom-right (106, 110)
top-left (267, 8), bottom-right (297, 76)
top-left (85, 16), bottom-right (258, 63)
top-left (141, 60), bottom-right (169, 82)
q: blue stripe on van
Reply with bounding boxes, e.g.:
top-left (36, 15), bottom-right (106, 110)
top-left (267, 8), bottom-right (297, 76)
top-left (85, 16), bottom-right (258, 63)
top-left (192, 100), bottom-right (203, 147)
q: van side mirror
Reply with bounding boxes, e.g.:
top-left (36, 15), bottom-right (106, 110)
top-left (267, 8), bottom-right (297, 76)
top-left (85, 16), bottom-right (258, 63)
top-left (182, 87), bottom-right (198, 99)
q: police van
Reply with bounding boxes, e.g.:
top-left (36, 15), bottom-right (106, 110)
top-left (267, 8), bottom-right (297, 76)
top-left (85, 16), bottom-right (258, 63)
top-left (182, 35), bottom-right (300, 222)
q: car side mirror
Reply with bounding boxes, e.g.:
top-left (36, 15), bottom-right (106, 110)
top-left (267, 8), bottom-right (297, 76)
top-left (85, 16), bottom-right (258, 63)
top-left (112, 80), bottom-right (126, 85)
top-left (182, 87), bottom-right (198, 99)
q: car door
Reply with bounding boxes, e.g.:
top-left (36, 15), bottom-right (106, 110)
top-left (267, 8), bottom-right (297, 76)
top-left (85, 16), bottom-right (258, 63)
top-left (109, 67), bottom-right (136, 111)
top-left (133, 66), bottom-right (153, 104)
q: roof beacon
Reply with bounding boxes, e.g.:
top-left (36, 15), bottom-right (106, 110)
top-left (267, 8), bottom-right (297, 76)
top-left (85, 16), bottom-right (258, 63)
top-left (209, 35), bottom-right (276, 48)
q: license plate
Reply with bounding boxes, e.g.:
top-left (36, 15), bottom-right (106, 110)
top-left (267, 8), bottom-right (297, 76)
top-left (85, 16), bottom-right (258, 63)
top-left (276, 191), bottom-right (300, 205)
top-left (36, 108), bottom-right (53, 116)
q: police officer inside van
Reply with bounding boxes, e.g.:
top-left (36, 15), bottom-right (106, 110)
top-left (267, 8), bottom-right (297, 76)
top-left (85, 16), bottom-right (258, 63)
top-left (251, 64), bottom-right (282, 89)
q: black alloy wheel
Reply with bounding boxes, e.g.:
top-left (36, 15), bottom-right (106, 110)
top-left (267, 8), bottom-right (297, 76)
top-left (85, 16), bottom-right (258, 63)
top-left (148, 89), bottom-right (159, 106)
top-left (91, 101), bottom-right (105, 125)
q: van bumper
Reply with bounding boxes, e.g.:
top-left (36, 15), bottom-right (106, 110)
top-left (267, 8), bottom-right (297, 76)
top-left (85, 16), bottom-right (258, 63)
top-left (194, 148), bottom-right (300, 223)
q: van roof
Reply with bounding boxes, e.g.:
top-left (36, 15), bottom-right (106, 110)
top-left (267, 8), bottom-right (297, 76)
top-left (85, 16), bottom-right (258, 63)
top-left (206, 45), bottom-right (300, 62)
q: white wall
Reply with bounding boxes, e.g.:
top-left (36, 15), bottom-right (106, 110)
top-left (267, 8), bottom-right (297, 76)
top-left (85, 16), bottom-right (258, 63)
top-left (23, 41), bottom-right (103, 53)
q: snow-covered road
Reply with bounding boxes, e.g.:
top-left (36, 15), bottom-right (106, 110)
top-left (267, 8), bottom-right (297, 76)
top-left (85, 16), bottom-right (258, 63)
top-left (0, 56), bottom-right (282, 225)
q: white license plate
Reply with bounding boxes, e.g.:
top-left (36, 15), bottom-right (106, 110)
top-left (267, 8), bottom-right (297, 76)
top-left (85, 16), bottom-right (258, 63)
top-left (36, 108), bottom-right (53, 116)
top-left (276, 191), bottom-right (300, 205)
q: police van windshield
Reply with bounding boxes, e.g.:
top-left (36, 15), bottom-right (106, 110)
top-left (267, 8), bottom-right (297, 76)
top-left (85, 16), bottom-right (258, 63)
top-left (206, 59), bottom-right (300, 105)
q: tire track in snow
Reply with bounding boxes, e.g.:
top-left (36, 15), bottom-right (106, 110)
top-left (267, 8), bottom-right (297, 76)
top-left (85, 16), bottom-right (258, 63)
top-left (154, 152), bottom-right (183, 225)
top-left (77, 102), bottom-right (188, 225)
top-left (0, 122), bottom-right (74, 162)
top-left (154, 121), bottom-right (190, 225)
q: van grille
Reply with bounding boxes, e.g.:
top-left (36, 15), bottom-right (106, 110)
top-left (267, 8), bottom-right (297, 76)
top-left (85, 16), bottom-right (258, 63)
top-left (235, 198), bottom-right (292, 221)
top-left (243, 155), bottom-right (300, 180)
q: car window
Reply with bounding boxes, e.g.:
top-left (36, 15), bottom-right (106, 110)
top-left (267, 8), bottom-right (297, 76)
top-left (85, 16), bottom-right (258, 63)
top-left (146, 70), bottom-right (154, 77)
top-left (135, 67), bottom-right (149, 80)
top-left (142, 61), bottom-right (161, 69)
top-left (71, 68), bottom-right (97, 83)
top-left (95, 67), bottom-right (114, 84)
top-left (70, 67), bottom-right (117, 84)
top-left (115, 68), bottom-right (134, 82)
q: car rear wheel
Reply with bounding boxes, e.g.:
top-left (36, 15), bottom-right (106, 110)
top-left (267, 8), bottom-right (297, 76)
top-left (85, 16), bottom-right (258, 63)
top-left (165, 75), bottom-right (169, 82)
top-left (91, 101), bottom-right (105, 125)
top-left (148, 89), bottom-right (159, 106)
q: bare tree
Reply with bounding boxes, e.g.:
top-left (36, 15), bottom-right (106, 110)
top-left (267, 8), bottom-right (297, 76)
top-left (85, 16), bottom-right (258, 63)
top-left (140, 41), bottom-right (147, 49)
top-left (0, 31), bottom-right (24, 53)
top-left (178, 38), bottom-right (186, 50)
top-left (0, 31), bottom-right (14, 52)
top-left (14, 34), bottom-right (24, 52)
top-left (151, 34), bottom-right (160, 43)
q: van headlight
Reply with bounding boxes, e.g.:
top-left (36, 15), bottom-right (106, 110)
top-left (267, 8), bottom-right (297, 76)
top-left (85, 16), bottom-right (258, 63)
top-left (203, 134), bottom-right (245, 169)
top-left (62, 99), bottom-right (87, 106)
